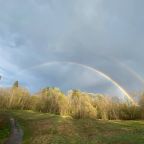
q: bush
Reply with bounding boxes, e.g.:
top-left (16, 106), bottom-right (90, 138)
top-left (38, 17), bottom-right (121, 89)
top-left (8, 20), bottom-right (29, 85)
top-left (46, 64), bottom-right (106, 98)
top-left (34, 87), bottom-right (69, 115)
top-left (0, 84), bottom-right (143, 120)
top-left (118, 104), bottom-right (141, 120)
top-left (0, 87), bottom-right (31, 110)
top-left (92, 95), bottom-right (119, 120)
top-left (68, 90), bottom-right (97, 119)
top-left (139, 93), bottom-right (144, 119)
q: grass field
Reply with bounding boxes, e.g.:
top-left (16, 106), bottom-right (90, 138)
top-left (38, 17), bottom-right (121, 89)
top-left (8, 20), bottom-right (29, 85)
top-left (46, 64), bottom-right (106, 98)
top-left (0, 112), bottom-right (10, 144)
top-left (2, 110), bottom-right (142, 144)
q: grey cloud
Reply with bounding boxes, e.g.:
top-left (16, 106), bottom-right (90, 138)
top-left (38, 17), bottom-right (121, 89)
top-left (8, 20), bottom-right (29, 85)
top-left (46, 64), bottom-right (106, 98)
top-left (15, 62), bottom-right (120, 97)
top-left (0, 0), bottom-right (144, 97)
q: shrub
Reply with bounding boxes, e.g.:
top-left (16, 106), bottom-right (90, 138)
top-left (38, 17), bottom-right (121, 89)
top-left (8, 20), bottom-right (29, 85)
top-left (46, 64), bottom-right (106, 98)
top-left (34, 87), bottom-right (69, 115)
top-left (0, 87), bottom-right (31, 110)
top-left (0, 84), bottom-right (143, 120)
top-left (92, 95), bottom-right (119, 120)
top-left (68, 90), bottom-right (97, 119)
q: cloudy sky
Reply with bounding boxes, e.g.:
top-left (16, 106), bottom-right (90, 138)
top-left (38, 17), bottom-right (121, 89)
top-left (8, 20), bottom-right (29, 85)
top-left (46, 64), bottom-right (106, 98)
top-left (0, 0), bottom-right (144, 99)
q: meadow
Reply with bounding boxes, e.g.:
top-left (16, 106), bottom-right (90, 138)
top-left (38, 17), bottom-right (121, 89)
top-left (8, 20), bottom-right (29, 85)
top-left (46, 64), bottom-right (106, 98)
top-left (0, 82), bottom-right (144, 144)
top-left (1, 110), bottom-right (144, 144)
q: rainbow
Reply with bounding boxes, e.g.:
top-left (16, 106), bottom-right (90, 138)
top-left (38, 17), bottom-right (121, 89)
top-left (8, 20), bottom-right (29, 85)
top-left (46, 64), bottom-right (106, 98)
top-left (23, 61), bottom-right (135, 104)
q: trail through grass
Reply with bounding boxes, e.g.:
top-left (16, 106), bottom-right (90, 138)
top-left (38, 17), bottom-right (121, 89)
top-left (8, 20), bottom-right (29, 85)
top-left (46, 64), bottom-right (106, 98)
top-left (6, 110), bottom-right (144, 144)
top-left (4, 118), bottom-right (23, 144)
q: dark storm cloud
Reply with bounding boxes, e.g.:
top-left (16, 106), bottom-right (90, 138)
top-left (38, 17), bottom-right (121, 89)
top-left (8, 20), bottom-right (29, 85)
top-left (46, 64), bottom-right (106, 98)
top-left (0, 0), bottom-right (144, 95)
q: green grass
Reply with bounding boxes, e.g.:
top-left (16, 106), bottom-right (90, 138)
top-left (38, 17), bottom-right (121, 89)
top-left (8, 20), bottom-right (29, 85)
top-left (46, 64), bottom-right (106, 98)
top-left (0, 112), bottom-right (11, 144)
top-left (5, 110), bottom-right (144, 144)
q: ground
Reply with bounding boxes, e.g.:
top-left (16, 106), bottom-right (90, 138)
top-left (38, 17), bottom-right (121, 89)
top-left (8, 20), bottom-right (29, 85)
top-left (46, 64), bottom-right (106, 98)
top-left (1, 110), bottom-right (144, 144)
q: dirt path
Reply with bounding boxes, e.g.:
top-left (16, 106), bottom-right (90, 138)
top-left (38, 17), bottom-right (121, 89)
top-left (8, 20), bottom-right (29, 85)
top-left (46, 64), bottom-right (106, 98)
top-left (5, 118), bottom-right (23, 144)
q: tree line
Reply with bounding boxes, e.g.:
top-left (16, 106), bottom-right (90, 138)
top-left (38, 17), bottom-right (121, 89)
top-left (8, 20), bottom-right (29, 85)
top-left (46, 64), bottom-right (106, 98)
top-left (0, 81), bottom-right (144, 120)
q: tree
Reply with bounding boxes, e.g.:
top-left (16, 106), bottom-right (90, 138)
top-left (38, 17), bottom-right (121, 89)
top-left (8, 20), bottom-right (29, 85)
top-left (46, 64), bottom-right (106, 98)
top-left (35, 87), bottom-right (69, 115)
top-left (13, 80), bottom-right (19, 88)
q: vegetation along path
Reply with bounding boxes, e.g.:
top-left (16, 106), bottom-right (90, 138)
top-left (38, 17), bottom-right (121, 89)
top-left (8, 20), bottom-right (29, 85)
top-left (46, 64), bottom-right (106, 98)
top-left (5, 118), bottom-right (23, 144)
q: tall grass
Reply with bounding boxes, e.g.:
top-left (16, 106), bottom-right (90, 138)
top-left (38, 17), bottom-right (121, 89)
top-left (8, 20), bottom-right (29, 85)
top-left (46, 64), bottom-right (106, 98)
top-left (0, 84), bottom-right (143, 120)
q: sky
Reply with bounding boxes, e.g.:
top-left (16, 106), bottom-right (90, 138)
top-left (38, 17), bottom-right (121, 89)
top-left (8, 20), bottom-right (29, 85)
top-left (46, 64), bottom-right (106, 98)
top-left (0, 0), bottom-right (144, 100)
